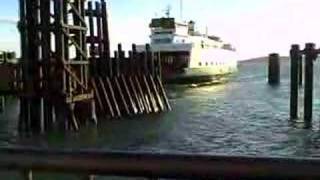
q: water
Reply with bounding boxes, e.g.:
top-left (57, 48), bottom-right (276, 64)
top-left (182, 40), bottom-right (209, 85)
top-left (2, 58), bottom-right (320, 159)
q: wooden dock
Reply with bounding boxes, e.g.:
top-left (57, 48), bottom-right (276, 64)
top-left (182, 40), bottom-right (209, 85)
top-left (0, 0), bottom-right (171, 133)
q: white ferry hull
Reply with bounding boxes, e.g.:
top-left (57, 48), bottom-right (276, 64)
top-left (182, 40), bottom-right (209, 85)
top-left (163, 63), bottom-right (238, 84)
top-left (161, 46), bottom-right (238, 84)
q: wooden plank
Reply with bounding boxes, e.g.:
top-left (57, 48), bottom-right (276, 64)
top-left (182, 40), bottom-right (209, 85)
top-left (69, 3), bottom-right (87, 25)
top-left (121, 75), bottom-right (138, 115)
top-left (98, 77), bottom-right (115, 118)
top-left (142, 75), bottom-right (158, 113)
top-left (63, 65), bottom-right (87, 90)
top-left (106, 77), bottom-right (121, 117)
top-left (129, 77), bottom-right (143, 113)
top-left (148, 75), bottom-right (164, 112)
top-left (62, 24), bottom-right (87, 31)
top-left (62, 29), bottom-right (88, 59)
top-left (156, 76), bottom-right (171, 111)
top-left (134, 76), bottom-right (150, 114)
top-left (70, 105), bottom-right (79, 131)
top-left (90, 79), bottom-right (104, 112)
top-left (66, 93), bottom-right (93, 104)
top-left (114, 77), bottom-right (130, 116)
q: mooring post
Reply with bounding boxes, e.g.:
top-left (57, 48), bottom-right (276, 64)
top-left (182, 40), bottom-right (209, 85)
top-left (298, 51), bottom-right (303, 86)
top-left (304, 43), bottom-right (317, 122)
top-left (290, 45), bottom-right (300, 120)
top-left (268, 53), bottom-right (280, 85)
top-left (144, 44), bottom-right (150, 74)
top-left (101, 0), bottom-right (112, 77)
top-left (118, 44), bottom-right (126, 75)
top-left (146, 44), bottom-right (155, 77)
top-left (114, 51), bottom-right (119, 77)
top-left (0, 96), bottom-right (5, 113)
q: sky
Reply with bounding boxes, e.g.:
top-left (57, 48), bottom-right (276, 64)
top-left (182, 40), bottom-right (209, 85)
top-left (1, 0), bottom-right (320, 60)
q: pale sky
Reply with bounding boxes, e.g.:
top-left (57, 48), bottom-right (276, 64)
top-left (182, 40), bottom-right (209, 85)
top-left (0, 0), bottom-right (320, 60)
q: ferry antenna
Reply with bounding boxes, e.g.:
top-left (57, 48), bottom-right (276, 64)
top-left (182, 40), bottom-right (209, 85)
top-left (180, 0), bottom-right (183, 20)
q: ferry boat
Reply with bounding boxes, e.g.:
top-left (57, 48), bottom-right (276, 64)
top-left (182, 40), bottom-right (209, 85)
top-left (137, 11), bottom-right (238, 84)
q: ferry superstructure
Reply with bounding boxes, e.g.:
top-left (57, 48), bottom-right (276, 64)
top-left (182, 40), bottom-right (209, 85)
top-left (137, 16), bottom-right (238, 83)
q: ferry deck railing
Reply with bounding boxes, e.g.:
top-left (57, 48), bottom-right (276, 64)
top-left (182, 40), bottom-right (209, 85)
top-left (0, 147), bottom-right (320, 179)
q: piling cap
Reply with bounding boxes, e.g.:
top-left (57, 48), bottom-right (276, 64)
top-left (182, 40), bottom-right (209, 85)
top-left (269, 53), bottom-right (279, 57)
top-left (305, 43), bottom-right (316, 49)
top-left (118, 44), bottom-right (122, 51)
top-left (291, 44), bottom-right (300, 50)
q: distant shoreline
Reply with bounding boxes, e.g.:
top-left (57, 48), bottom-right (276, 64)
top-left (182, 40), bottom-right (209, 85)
top-left (239, 56), bottom-right (289, 63)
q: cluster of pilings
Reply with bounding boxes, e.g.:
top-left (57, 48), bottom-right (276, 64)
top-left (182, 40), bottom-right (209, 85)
top-left (91, 43), bottom-right (171, 119)
top-left (86, 1), bottom-right (170, 118)
top-left (14, 0), bottom-right (170, 133)
top-left (290, 43), bottom-right (317, 123)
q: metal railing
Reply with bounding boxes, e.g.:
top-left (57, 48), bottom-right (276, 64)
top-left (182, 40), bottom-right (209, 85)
top-left (0, 147), bottom-right (320, 179)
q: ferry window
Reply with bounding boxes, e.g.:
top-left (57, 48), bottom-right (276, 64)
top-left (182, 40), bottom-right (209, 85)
top-left (154, 31), bottom-right (171, 35)
top-left (201, 41), bottom-right (204, 48)
top-left (211, 62), bottom-right (213, 65)
top-left (205, 62), bottom-right (208, 66)
top-left (153, 38), bottom-right (172, 44)
top-left (199, 62), bottom-right (202, 66)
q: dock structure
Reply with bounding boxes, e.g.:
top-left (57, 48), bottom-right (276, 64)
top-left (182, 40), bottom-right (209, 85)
top-left (0, 0), bottom-right (171, 133)
top-left (289, 43), bottom-right (318, 124)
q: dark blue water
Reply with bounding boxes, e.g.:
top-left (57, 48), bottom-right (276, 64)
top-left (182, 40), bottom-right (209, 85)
top-left (2, 58), bottom-right (320, 159)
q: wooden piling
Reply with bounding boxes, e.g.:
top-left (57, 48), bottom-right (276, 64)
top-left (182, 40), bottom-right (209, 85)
top-left (268, 53), bottom-right (280, 85)
top-left (290, 45), bottom-right (300, 120)
top-left (114, 49), bottom-right (130, 116)
top-left (0, 96), bottom-right (5, 113)
top-left (145, 45), bottom-right (159, 112)
top-left (298, 51), bottom-right (303, 86)
top-left (101, 0), bottom-right (112, 77)
top-left (304, 43), bottom-right (317, 122)
top-left (128, 51), bottom-right (143, 114)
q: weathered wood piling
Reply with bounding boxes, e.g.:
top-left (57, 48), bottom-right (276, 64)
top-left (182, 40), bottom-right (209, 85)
top-left (298, 51), bottom-right (303, 86)
top-left (290, 45), bottom-right (300, 120)
top-left (304, 43), bottom-right (316, 122)
top-left (289, 43), bottom-right (319, 123)
top-left (5, 0), bottom-right (171, 133)
top-left (268, 53), bottom-right (280, 85)
top-left (17, 0), bottom-right (95, 133)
